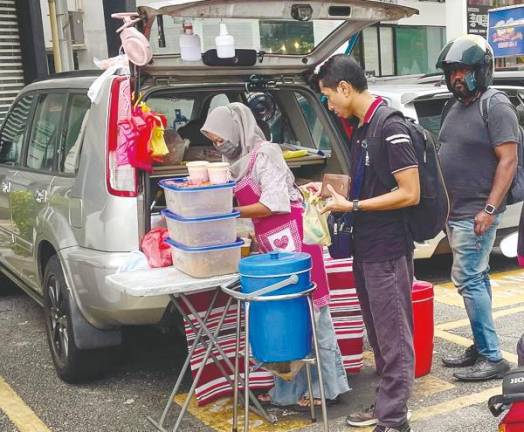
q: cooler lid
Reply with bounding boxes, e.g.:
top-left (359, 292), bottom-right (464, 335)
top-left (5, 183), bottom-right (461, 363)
top-left (239, 251), bottom-right (311, 276)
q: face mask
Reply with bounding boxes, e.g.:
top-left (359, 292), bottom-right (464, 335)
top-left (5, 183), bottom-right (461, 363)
top-left (216, 140), bottom-right (241, 159)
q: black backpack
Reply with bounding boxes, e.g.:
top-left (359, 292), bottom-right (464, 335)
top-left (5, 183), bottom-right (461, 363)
top-left (441, 88), bottom-right (524, 205)
top-left (365, 105), bottom-right (449, 243)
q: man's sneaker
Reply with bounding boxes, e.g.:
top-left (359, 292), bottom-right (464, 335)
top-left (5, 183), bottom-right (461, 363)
top-left (442, 344), bottom-right (479, 367)
top-left (347, 406), bottom-right (411, 427)
top-left (346, 405), bottom-right (377, 427)
top-left (453, 357), bottom-right (510, 381)
top-left (373, 422), bottom-right (411, 432)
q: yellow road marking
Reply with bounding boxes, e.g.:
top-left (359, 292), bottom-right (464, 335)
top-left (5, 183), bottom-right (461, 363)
top-left (0, 376), bottom-right (51, 432)
top-left (174, 393), bottom-right (310, 432)
top-left (435, 329), bottom-right (519, 364)
top-left (436, 304), bottom-right (524, 331)
top-left (363, 351), bottom-right (454, 399)
top-left (434, 268), bottom-right (524, 309)
top-left (411, 386), bottom-right (500, 422)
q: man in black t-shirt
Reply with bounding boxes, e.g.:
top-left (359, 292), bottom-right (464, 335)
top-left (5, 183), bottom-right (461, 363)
top-left (314, 55), bottom-right (420, 432)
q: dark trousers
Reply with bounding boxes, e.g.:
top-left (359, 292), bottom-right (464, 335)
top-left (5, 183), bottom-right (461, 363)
top-left (353, 255), bottom-right (415, 428)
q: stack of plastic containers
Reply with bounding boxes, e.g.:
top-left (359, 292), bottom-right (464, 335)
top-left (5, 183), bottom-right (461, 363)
top-left (159, 178), bottom-right (243, 278)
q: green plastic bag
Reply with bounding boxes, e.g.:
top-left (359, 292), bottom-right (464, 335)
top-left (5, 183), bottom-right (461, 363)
top-left (301, 188), bottom-right (331, 247)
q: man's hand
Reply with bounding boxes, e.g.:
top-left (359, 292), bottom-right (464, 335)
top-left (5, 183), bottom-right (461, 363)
top-left (474, 210), bottom-right (495, 236)
top-left (320, 185), bottom-right (352, 214)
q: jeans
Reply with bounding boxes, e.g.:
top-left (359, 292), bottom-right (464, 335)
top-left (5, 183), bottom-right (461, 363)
top-left (446, 216), bottom-right (502, 362)
top-left (268, 306), bottom-right (350, 405)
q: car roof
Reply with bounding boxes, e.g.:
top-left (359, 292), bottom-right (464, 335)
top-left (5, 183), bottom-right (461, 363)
top-left (23, 73), bottom-right (100, 93)
top-left (369, 82), bottom-right (449, 105)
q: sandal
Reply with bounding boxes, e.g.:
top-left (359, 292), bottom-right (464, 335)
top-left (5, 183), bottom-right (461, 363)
top-left (291, 396), bottom-right (340, 412)
top-left (256, 393), bottom-right (273, 407)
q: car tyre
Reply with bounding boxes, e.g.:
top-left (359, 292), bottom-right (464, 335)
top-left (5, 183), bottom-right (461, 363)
top-left (43, 255), bottom-right (116, 383)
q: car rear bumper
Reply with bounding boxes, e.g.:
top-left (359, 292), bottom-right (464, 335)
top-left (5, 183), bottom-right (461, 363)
top-left (58, 246), bottom-right (169, 329)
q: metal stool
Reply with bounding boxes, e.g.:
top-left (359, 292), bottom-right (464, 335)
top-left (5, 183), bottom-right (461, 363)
top-left (221, 280), bottom-right (328, 432)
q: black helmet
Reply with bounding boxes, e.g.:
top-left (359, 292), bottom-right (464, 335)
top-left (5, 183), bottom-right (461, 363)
top-left (436, 35), bottom-right (494, 97)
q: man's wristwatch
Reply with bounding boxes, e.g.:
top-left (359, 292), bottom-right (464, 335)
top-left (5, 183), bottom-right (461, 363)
top-left (484, 204), bottom-right (497, 215)
top-left (352, 199), bottom-right (360, 212)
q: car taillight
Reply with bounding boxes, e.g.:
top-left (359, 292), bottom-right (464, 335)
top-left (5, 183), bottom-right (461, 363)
top-left (106, 75), bottom-right (137, 197)
top-left (499, 424), bottom-right (506, 432)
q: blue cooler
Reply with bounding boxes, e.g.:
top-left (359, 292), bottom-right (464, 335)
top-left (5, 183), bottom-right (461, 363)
top-left (239, 251), bottom-right (312, 362)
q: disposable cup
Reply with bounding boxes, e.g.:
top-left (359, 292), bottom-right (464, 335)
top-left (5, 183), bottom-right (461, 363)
top-left (186, 161), bottom-right (209, 183)
top-left (207, 162), bottom-right (231, 184)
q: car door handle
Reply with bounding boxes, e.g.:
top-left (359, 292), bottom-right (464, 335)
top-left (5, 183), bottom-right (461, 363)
top-left (34, 189), bottom-right (47, 203)
top-left (1, 180), bottom-right (11, 194)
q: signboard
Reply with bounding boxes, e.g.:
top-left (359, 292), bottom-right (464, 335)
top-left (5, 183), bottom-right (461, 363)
top-left (468, 4), bottom-right (489, 37)
top-left (488, 5), bottom-right (524, 58)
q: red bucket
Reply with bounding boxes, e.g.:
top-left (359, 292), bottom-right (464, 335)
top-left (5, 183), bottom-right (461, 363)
top-left (412, 280), bottom-right (434, 378)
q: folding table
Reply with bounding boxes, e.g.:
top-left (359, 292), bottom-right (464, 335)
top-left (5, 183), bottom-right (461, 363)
top-left (106, 267), bottom-right (276, 432)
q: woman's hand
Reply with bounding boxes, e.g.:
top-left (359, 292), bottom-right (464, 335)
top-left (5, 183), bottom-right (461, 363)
top-left (320, 185), bottom-right (352, 214)
top-left (301, 182), bottom-right (322, 196)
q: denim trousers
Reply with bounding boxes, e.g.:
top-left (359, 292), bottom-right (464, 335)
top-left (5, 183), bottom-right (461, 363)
top-left (353, 255), bottom-right (414, 428)
top-left (268, 305), bottom-right (350, 405)
top-left (446, 215), bottom-right (502, 362)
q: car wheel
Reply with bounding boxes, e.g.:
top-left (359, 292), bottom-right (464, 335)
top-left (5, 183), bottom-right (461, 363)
top-left (43, 255), bottom-right (116, 383)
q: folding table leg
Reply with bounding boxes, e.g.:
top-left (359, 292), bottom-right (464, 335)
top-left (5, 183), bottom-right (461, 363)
top-left (308, 298), bottom-right (328, 432)
top-left (232, 299), bottom-right (242, 432)
top-left (170, 295), bottom-right (234, 431)
top-left (147, 290), bottom-right (222, 432)
top-left (243, 302), bottom-right (251, 432)
top-left (180, 295), bottom-right (276, 424)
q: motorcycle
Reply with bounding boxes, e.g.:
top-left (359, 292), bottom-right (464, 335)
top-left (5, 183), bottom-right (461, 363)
top-left (488, 367), bottom-right (524, 432)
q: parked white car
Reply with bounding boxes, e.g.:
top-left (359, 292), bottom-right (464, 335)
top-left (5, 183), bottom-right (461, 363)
top-left (369, 80), bottom-right (524, 259)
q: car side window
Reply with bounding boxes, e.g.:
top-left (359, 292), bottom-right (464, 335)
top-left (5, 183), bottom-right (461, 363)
top-left (61, 94), bottom-right (91, 174)
top-left (26, 93), bottom-right (66, 172)
top-left (0, 95), bottom-right (34, 166)
top-left (294, 92), bottom-right (331, 150)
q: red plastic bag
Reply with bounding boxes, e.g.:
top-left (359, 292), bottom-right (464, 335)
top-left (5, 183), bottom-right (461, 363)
top-left (141, 227), bottom-right (173, 268)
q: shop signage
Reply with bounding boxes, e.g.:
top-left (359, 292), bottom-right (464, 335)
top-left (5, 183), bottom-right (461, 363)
top-left (488, 5), bottom-right (524, 58)
top-left (467, 4), bottom-right (489, 37)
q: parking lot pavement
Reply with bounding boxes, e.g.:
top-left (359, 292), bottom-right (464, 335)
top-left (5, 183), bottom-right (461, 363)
top-left (0, 255), bottom-right (522, 432)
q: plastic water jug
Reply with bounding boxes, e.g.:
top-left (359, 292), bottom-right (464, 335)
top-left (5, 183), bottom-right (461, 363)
top-left (239, 251), bottom-right (312, 362)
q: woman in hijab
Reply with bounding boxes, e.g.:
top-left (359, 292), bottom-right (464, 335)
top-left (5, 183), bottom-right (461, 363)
top-left (201, 102), bottom-right (349, 409)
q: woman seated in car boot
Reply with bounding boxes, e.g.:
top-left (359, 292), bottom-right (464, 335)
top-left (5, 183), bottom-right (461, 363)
top-left (201, 102), bottom-right (350, 410)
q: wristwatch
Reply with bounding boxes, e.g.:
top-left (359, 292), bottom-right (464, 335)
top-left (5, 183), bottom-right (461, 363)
top-left (352, 199), bottom-right (360, 212)
top-left (484, 204), bottom-right (497, 215)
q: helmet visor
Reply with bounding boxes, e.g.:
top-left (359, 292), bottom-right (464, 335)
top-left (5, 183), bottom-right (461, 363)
top-left (436, 35), bottom-right (491, 69)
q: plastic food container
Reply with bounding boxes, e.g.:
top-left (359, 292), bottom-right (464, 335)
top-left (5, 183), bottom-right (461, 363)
top-left (165, 238), bottom-right (243, 278)
top-left (161, 209), bottom-right (240, 247)
top-left (186, 161), bottom-right (209, 183)
top-left (207, 162), bottom-right (231, 184)
top-left (159, 178), bottom-right (235, 217)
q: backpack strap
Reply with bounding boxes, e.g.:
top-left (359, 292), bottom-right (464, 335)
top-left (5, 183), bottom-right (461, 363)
top-left (366, 105), bottom-right (406, 190)
top-left (479, 87), bottom-right (517, 126)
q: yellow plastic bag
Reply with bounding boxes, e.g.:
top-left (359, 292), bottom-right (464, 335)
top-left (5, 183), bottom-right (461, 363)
top-left (150, 121), bottom-right (169, 158)
top-left (301, 188), bottom-right (331, 246)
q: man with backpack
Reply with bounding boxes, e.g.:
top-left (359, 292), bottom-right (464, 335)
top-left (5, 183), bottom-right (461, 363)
top-left (314, 55), bottom-right (420, 432)
top-left (437, 35), bottom-right (518, 381)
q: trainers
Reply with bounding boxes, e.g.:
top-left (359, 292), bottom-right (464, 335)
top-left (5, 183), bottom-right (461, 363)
top-left (346, 406), bottom-right (412, 428)
top-left (453, 357), bottom-right (510, 381)
top-left (373, 422), bottom-right (411, 432)
top-left (346, 405), bottom-right (377, 427)
top-left (442, 344), bottom-right (479, 368)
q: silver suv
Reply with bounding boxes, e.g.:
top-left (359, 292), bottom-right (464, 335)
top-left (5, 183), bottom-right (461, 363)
top-left (0, 0), bottom-right (417, 382)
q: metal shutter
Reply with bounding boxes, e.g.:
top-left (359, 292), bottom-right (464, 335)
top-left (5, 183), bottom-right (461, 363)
top-left (0, 1), bottom-right (25, 123)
